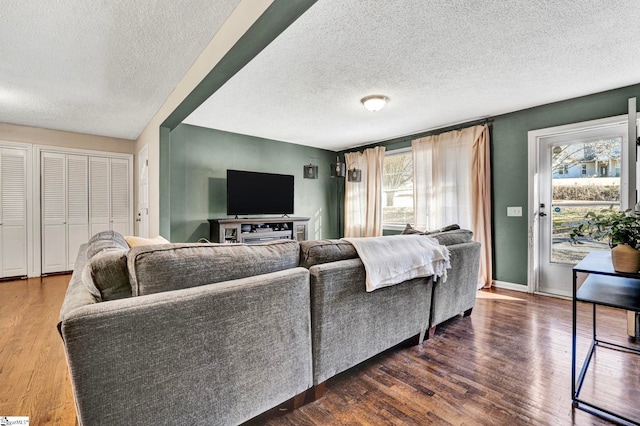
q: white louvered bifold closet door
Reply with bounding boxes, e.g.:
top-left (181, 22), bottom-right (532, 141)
top-left (41, 152), bottom-right (130, 273)
top-left (66, 155), bottom-right (88, 270)
top-left (89, 156), bottom-right (110, 236)
top-left (110, 158), bottom-right (130, 236)
top-left (41, 152), bottom-right (67, 273)
top-left (1, 148), bottom-right (27, 278)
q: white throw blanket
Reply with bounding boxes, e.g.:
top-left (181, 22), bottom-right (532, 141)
top-left (343, 234), bottom-right (451, 292)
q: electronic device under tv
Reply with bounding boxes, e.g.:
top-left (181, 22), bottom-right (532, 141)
top-left (226, 169), bottom-right (294, 216)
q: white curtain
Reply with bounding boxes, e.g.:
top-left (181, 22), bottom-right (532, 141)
top-left (344, 146), bottom-right (386, 237)
top-left (412, 125), bottom-right (493, 288)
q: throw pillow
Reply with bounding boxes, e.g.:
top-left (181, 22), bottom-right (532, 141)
top-left (428, 229), bottom-right (473, 246)
top-left (401, 223), bottom-right (472, 245)
top-left (402, 224), bottom-right (425, 235)
top-left (82, 248), bottom-right (131, 301)
top-left (402, 223), bottom-right (461, 235)
top-left (124, 235), bottom-right (170, 247)
top-left (437, 224), bottom-right (461, 232)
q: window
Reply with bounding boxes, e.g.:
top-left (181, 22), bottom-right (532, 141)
top-left (581, 164), bottom-right (587, 176)
top-left (558, 164), bottom-right (569, 175)
top-left (382, 150), bottom-right (414, 228)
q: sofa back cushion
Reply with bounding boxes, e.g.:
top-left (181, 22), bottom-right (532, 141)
top-left (299, 239), bottom-right (358, 269)
top-left (82, 248), bottom-right (131, 301)
top-left (127, 240), bottom-right (300, 296)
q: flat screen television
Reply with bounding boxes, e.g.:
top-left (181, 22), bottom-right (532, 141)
top-left (226, 169), bottom-right (294, 216)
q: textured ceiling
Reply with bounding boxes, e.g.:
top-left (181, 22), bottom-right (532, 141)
top-left (4, 1), bottom-right (640, 149)
top-left (0, 0), bottom-right (241, 140)
top-left (184, 0), bottom-right (640, 151)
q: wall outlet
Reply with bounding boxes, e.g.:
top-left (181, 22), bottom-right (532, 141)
top-left (507, 206), bottom-right (522, 217)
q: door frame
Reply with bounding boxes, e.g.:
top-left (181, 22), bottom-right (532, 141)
top-left (137, 144), bottom-right (149, 238)
top-left (527, 114), bottom-right (629, 294)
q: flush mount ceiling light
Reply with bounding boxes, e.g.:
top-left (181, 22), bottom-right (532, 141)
top-left (360, 95), bottom-right (388, 112)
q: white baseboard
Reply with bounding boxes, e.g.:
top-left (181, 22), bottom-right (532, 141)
top-left (492, 280), bottom-right (529, 292)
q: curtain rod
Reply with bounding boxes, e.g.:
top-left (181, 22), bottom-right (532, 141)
top-left (345, 117), bottom-right (494, 153)
top-left (383, 117), bottom-right (494, 146)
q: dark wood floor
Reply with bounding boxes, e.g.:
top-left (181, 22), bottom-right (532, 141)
top-left (1, 276), bottom-right (637, 425)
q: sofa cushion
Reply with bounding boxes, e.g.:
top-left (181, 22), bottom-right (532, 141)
top-left (402, 224), bottom-right (473, 246)
top-left (82, 248), bottom-right (131, 301)
top-left (86, 230), bottom-right (129, 259)
top-left (299, 239), bottom-right (358, 269)
top-left (127, 240), bottom-right (300, 296)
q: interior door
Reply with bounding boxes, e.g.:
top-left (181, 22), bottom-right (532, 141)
top-left (42, 152), bottom-right (67, 274)
top-left (66, 154), bottom-right (88, 270)
top-left (110, 158), bottom-right (130, 236)
top-left (1, 147), bottom-right (27, 277)
top-left (89, 156), bottom-right (110, 236)
top-left (538, 123), bottom-right (626, 296)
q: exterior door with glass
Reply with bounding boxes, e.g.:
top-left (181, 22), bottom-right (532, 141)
top-left (537, 122), bottom-right (627, 296)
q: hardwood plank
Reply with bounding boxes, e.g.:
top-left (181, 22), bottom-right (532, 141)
top-left (247, 288), bottom-right (635, 425)
top-left (0, 275), bottom-right (77, 425)
top-left (1, 275), bottom-right (636, 425)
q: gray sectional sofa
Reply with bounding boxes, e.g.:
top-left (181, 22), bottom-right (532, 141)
top-left (298, 230), bottom-right (480, 398)
top-left (59, 233), bottom-right (312, 426)
top-left (58, 229), bottom-right (480, 425)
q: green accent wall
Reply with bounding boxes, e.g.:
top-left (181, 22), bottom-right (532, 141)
top-left (347, 83), bottom-right (640, 287)
top-left (492, 83), bottom-right (640, 286)
top-left (165, 123), bottom-right (338, 243)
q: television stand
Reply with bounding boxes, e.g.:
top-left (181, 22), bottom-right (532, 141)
top-left (208, 217), bottom-right (310, 244)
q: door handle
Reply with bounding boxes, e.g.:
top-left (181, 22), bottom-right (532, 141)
top-left (539, 212), bottom-right (547, 217)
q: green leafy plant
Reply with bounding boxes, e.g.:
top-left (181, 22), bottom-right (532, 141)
top-left (569, 208), bottom-right (640, 249)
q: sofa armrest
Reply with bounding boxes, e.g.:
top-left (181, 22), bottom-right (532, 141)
top-left (60, 267), bottom-right (312, 426)
top-left (430, 241), bottom-right (481, 328)
top-left (59, 244), bottom-right (98, 327)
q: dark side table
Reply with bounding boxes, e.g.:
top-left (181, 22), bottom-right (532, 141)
top-left (572, 250), bottom-right (640, 425)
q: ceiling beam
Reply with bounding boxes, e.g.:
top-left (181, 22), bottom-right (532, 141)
top-left (161, 0), bottom-right (317, 130)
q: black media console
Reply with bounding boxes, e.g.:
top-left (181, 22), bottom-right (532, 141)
top-left (208, 217), bottom-right (310, 244)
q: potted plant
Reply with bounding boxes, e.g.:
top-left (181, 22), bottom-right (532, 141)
top-left (569, 208), bottom-right (640, 273)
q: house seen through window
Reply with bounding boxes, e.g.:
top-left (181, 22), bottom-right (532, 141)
top-left (382, 150), bottom-right (414, 228)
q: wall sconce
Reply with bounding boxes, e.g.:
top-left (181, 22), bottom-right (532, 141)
top-left (303, 163), bottom-right (318, 179)
top-left (331, 156), bottom-right (346, 178)
top-left (347, 168), bottom-right (361, 182)
top-left (361, 95), bottom-right (388, 112)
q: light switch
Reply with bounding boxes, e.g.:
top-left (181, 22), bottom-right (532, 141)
top-left (507, 206), bottom-right (522, 217)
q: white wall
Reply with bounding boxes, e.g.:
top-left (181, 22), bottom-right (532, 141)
top-left (0, 122), bottom-right (134, 154)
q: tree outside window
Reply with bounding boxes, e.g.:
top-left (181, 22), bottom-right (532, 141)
top-left (382, 151), bottom-right (414, 226)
